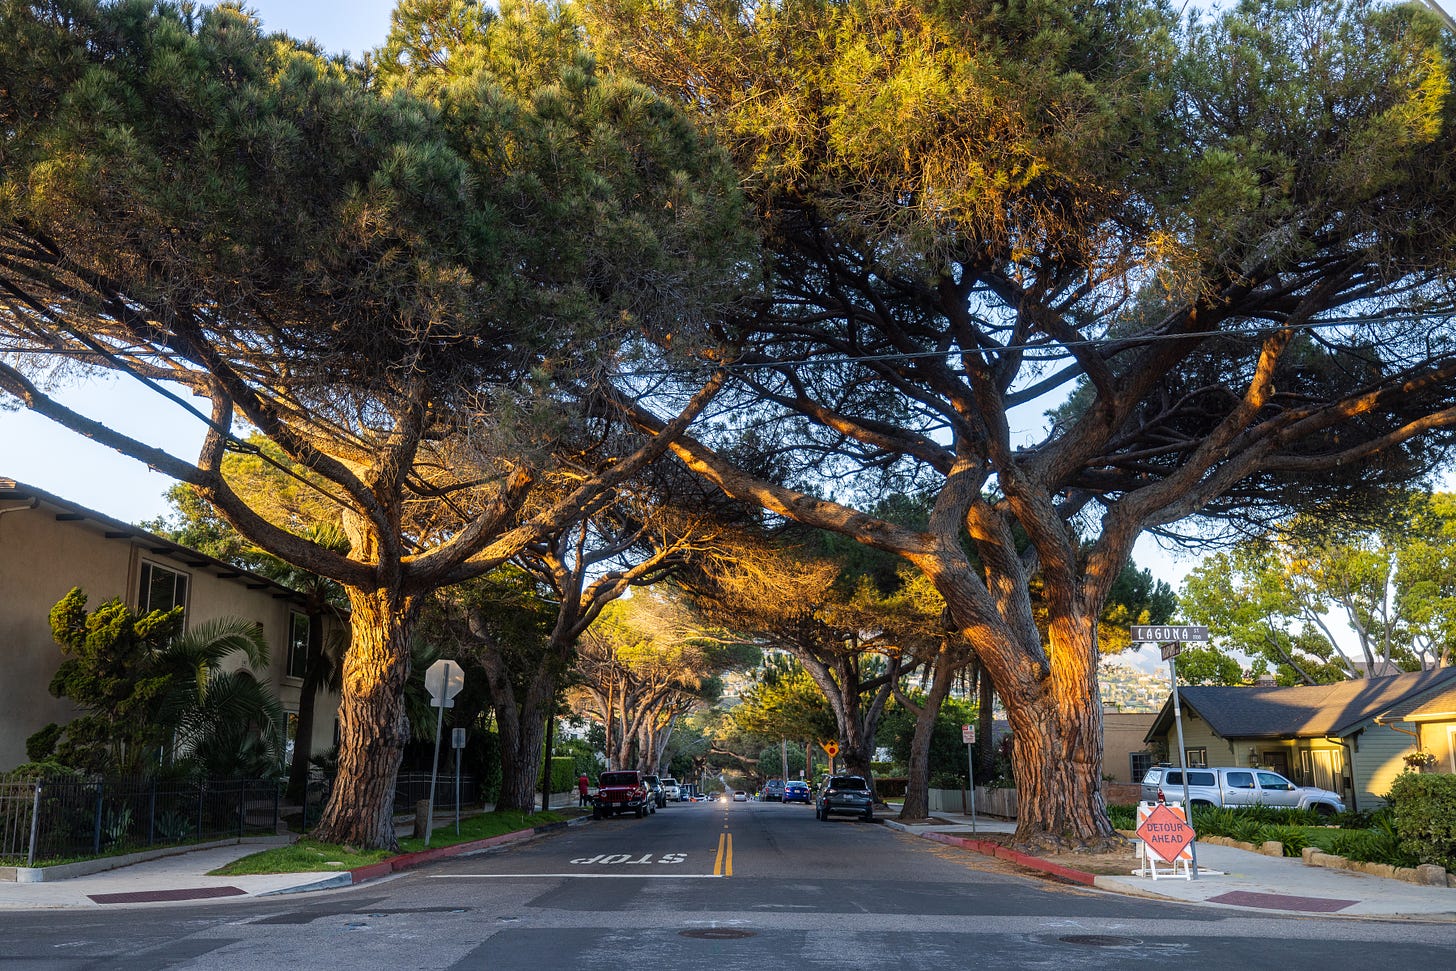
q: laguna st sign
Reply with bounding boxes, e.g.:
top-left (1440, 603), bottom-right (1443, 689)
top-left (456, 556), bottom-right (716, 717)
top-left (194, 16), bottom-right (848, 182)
top-left (1130, 625), bottom-right (1209, 643)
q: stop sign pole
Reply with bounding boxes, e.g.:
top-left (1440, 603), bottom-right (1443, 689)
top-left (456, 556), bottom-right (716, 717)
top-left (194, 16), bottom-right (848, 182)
top-left (1131, 626), bottom-right (1209, 880)
top-left (423, 659), bottom-right (464, 848)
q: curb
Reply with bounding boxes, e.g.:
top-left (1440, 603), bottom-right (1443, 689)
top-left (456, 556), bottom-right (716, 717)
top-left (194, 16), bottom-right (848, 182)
top-left (881, 819), bottom-right (1098, 887)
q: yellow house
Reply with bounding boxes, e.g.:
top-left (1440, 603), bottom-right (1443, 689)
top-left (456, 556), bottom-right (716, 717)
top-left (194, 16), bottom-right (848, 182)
top-left (1143, 668), bottom-right (1456, 811)
top-left (0, 477), bottom-right (342, 772)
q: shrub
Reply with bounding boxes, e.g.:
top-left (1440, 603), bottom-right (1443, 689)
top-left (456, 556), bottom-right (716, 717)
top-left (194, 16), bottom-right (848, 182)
top-left (1388, 773), bottom-right (1456, 870)
top-left (1261, 824), bottom-right (1310, 857)
top-left (1333, 808), bottom-right (1375, 830)
top-left (1106, 804), bottom-right (1136, 830)
top-left (1193, 808), bottom-right (1241, 839)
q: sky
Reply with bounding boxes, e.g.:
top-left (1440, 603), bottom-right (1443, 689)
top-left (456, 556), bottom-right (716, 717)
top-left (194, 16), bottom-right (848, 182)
top-left (3, 1), bottom-right (1452, 673)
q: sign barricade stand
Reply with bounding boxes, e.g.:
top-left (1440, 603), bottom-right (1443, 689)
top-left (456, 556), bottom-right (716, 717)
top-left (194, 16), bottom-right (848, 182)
top-left (1134, 801), bottom-right (1195, 881)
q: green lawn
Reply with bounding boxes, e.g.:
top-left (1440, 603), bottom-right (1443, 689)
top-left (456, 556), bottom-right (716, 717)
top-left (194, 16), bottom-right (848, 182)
top-left (208, 808), bottom-right (580, 876)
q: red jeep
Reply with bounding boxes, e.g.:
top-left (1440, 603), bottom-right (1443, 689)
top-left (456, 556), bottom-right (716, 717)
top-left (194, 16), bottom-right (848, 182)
top-left (592, 770), bottom-right (654, 819)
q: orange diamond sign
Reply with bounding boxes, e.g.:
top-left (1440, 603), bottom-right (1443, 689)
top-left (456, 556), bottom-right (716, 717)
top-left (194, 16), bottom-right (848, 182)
top-left (1136, 803), bottom-right (1195, 863)
top-left (821, 741), bottom-right (840, 758)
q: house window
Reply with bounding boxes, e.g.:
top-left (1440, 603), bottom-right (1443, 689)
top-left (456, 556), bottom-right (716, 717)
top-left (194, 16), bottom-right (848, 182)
top-left (287, 612), bottom-right (311, 680)
top-left (139, 561), bottom-right (188, 618)
top-left (1129, 751), bottom-right (1155, 782)
top-left (1184, 747), bottom-right (1208, 768)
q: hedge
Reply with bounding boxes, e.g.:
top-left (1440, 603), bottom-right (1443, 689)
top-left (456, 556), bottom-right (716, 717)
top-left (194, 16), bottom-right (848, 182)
top-left (1388, 772), bottom-right (1456, 870)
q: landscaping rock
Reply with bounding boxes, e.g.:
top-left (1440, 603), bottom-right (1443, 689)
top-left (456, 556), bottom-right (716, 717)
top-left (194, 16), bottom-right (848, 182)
top-left (1259, 840), bottom-right (1283, 857)
top-left (1415, 864), bottom-right (1448, 887)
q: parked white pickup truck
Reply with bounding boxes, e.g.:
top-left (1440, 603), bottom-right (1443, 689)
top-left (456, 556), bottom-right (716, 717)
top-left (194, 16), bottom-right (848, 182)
top-left (1139, 765), bottom-right (1345, 815)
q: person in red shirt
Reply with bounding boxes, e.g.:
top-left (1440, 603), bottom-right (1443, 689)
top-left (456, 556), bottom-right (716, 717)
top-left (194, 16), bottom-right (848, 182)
top-left (578, 774), bottom-right (590, 807)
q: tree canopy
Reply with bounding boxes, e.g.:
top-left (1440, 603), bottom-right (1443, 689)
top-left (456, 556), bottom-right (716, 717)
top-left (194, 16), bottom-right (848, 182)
top-left (589, 0), bottom-right (1456, 846)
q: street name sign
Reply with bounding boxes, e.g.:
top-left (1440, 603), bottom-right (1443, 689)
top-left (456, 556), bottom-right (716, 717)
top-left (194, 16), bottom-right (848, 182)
top-left (1130, 625), bottom-right (1209, 643)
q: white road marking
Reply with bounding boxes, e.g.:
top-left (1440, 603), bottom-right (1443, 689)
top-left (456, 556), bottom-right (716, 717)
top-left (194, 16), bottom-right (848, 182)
top-left (428, 873), bottom-right (723, 879)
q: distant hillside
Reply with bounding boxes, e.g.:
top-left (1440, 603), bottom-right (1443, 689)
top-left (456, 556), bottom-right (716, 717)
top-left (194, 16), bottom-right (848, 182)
top-left (1099, 661), bottom-right (1167, 713)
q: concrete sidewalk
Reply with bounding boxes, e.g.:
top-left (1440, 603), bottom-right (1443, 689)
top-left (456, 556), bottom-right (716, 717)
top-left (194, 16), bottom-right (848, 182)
top-left (887, 812), bottom-right (1456, 921)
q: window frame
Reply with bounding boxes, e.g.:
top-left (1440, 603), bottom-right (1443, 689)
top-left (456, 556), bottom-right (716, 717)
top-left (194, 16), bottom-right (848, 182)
top-left (138, 560), bottom-right (189, 620)
top-left (286, 611), bottom-right (311, 681)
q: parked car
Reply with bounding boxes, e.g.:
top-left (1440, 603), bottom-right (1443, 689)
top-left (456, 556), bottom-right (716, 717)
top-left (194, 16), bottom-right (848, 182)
top-left (762, 779), bottom-right (786, 802)
top-left (592, 770), bottom-right (655, 819)
top-left (1139, 765), bottom-right (1345, 816)
top-left (733, 790), bottom-right (748, 802)
top-left (816, 775), bottom-right (874, 821)
top-left (782, 781), bottom-right (811, 804)
top-left (661, 777), bottom-right (681, 802)
top-left (643, 774), bottom-right (667, 808)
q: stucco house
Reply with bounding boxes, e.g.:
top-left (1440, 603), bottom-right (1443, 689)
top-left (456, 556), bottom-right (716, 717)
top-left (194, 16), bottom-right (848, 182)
top-left (1143, 667), bottom-right (1456, 810)
top-left (0, 477), bottom-right (342, 772)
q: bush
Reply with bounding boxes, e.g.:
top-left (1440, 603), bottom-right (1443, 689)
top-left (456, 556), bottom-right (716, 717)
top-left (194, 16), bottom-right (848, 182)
top-left (549, 756), bottom-right (577, 793)
top-left (1388, 772), bottom-right (1456, 870)
top-left (1106, 804), bottom-right (1136, 830)
top-left (1261, 825), bottom-right (1311, 857)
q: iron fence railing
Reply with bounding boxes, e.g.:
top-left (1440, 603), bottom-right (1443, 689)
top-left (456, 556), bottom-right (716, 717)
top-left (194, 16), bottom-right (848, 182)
top-left (0, 777), bottom-right (279, 867)
top-left (392, 772), bottom-right (480, 815)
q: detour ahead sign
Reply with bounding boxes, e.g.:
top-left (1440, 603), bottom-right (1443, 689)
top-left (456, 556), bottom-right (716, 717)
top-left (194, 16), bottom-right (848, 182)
top-left (1136, 803), bottom-right (1195, 863)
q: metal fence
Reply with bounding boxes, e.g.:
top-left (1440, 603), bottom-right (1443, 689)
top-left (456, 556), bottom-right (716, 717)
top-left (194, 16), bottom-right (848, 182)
top-left (392, 772), bottom-right (481, 815)
top-left (0, 777), bottom-right (279, 867)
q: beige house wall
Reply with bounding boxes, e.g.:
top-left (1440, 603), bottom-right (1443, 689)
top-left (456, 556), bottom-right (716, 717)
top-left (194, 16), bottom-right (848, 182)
top-left (0, 485), bottom-right (341, 772)
top-left (1102, 713), bottom-right (1156, 782)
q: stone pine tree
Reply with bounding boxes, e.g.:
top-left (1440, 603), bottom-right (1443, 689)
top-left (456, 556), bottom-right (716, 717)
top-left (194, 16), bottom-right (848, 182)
top-left (0, 0), bottom-right (748, 848)
top-left (589, 0), bottom-right (1456, 846)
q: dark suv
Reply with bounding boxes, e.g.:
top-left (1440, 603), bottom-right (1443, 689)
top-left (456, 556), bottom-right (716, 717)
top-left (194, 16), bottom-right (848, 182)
top-left (643, 774), bottom-right (667, 808)
top-left (816, 775), bottom-right (874, 821)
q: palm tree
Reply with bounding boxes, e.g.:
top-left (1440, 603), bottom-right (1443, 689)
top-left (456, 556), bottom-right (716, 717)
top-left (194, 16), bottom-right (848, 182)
top-left (154, 618), bottom-right (285, 779)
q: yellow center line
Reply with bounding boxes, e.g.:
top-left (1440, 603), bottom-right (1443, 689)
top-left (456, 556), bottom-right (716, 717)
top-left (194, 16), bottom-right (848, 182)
top-left (712, 831), bottom-right (734, 877)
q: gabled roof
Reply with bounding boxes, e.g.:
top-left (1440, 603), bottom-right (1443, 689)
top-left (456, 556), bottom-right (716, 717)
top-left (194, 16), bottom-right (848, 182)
top-left (1144, 667), bottom-right (1456, 742)
top-left (1384, 683), bottom-right (1456, 722)
top-left (0, 476), bottom-right (304, 605)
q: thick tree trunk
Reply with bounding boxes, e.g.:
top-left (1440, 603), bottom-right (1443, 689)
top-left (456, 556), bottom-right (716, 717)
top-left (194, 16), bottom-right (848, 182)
top-left (312, 589), bottom-right (416, 849)
top-left (999, 616), bottom-right (1117, 851)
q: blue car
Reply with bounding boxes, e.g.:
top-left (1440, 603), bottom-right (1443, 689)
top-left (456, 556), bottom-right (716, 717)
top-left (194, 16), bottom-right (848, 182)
top-left (783, 781), bottom-right (812, 804)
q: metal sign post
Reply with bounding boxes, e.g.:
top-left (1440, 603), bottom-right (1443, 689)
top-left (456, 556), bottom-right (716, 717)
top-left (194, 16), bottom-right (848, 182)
top-left (452, 727), bottom-right (467, 836)
top-left (962, 723), bottom-right (977, 833)
top-left (423, 659), bottom-right (464, 848)
top-left (1132, 625), bottom-right (1209, 881)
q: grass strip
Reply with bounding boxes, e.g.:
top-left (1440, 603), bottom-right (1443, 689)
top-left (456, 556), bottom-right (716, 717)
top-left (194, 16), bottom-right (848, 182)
top-left (208, 808), bottom-right (579, 876)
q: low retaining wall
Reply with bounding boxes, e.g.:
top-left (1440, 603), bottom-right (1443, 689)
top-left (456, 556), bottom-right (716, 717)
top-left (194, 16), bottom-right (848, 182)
top-left (1298, 845), bottom-right (1454, 888)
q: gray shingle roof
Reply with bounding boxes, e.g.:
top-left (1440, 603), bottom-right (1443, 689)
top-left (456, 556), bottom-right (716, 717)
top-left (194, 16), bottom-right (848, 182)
top-left (1144, 667), bottom-right (1456, 742)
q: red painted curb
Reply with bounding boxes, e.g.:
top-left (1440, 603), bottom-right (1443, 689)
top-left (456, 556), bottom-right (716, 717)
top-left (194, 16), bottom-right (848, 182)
top-left (913, 829), bottom-right (1097, 886)
top-left (348, 825), bottom-right (551, 885)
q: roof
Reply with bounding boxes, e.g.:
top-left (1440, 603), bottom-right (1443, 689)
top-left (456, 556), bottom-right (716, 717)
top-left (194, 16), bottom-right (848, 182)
top-left (1384, 682), bottom-right (1456, 722)
top-left (0, 476), bottom-right (305, 605)
top-left (1144, 667), bottom-right (1456, 742)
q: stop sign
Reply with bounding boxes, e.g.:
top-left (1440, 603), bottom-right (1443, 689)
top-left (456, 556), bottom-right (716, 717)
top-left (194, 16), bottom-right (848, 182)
top-left (425, 659), bottom-right (464, 707)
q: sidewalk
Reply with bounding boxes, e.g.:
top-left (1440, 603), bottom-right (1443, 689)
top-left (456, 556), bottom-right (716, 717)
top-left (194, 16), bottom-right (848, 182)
top-left (886, 811), bottom-right (1456, 921)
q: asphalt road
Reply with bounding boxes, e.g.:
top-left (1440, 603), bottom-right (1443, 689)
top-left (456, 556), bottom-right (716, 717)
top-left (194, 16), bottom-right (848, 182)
top-left (3, 798), bottom-right (1456, 969)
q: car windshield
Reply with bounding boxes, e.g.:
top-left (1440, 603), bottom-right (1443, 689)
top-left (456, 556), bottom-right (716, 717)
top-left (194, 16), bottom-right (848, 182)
top-left (830, 777), bottom-right (867, 790)
top-left (599, 772), bottom-right (638, 786)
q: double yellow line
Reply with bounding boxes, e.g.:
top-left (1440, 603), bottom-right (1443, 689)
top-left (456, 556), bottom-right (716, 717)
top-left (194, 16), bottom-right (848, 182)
top-left (713, 831), bottom-right (733, 876)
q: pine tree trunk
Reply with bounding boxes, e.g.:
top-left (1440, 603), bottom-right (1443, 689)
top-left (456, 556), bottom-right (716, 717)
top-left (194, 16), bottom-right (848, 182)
top-left (312, 589), bottom-right (416, 849)
top-left (1001, 615), bottom-right (1117, 851)
top-left (899, 655), bottom-right (957, 821)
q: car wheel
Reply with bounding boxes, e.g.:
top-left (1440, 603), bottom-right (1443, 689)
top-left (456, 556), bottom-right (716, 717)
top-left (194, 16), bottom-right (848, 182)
top-left (1313, 802), bottom-right (1335, 817)
top-left (863, 809), bottom-right (874, 822)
